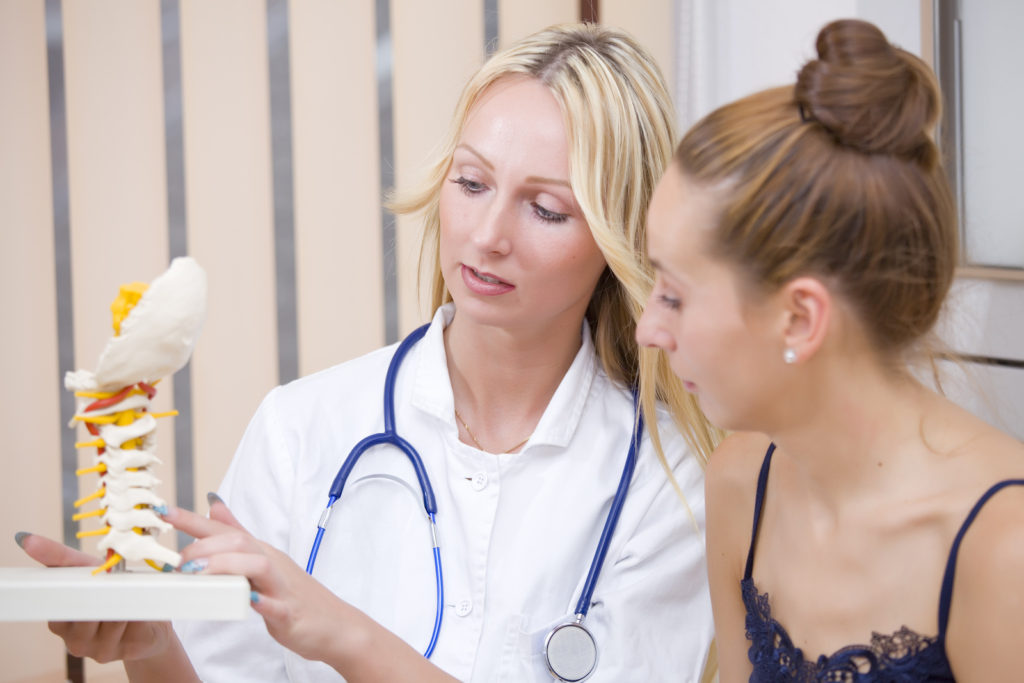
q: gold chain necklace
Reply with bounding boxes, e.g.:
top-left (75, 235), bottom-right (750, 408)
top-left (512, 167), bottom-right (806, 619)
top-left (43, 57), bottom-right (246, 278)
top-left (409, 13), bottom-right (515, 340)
top-left (454, 408), bottom-right (530, 454)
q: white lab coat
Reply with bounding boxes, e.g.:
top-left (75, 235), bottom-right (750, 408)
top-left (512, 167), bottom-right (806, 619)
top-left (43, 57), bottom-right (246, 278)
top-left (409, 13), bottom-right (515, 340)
top-left (175, 304), bottom-right (713, 682)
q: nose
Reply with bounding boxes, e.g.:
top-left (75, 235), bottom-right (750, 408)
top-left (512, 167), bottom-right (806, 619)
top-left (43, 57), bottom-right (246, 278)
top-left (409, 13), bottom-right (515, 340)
top-left (636, 305), bottom-right (674, 351)
top-left (471, 197), bottom-right (513, 255)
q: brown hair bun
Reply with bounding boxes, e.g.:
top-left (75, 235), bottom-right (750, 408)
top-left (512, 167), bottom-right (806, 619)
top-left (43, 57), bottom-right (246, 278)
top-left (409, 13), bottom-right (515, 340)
top-left (795, 19), bottom-right (940, 167)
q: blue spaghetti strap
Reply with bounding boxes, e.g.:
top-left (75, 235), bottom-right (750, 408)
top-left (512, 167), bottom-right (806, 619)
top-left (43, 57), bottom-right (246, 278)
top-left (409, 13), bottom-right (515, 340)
top-left (936, 478), bottom-right (1024, 640)
top-left (743, 443), bottom-right (776, 581)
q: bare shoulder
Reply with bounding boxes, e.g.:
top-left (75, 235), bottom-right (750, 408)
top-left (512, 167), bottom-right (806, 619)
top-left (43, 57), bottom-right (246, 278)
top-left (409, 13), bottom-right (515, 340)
top-left (704, 432), bottom-right (772, 682)
top-left (704, 432), bottom-right (773, 560)
top-left (706, 431), bottom-right (773, 501)
top-left (945, 415), bottom-right (1024, 579)
top-left (944, 440), bottom-right (1024, 679)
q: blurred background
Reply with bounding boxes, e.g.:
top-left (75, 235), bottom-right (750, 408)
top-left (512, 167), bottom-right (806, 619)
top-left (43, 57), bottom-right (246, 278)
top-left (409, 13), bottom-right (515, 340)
top-left (1, 0), bottom-right (1020, 680)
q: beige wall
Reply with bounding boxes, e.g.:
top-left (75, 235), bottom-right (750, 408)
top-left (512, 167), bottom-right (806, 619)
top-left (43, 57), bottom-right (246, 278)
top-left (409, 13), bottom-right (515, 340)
top-left (0, 1), bottom-right (676, 679)
top-left (0, 2), bottom-right (68, 681)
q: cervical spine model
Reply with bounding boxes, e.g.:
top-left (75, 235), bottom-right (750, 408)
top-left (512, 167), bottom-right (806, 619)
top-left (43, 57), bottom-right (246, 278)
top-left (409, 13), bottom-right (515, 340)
top-left (65, 257), bottom-right (207, 574)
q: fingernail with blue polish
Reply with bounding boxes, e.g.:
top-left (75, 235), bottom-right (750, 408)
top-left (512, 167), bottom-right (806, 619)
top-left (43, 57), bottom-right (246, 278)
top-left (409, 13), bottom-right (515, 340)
top-left (153, 504), bottom-right (168, 516)
top-left (14, 532), bottom-right (30, 549)
top-left (207, 492), bottom-right (224, 507)
top-left (250, 591), bottom-right (260, 604)
top-left (179, 558), bottom-right (209, 574)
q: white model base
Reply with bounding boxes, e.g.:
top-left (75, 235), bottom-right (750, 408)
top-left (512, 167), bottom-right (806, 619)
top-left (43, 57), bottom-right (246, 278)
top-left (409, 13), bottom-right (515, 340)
top-left (0, 567), bottom-right (250, 621)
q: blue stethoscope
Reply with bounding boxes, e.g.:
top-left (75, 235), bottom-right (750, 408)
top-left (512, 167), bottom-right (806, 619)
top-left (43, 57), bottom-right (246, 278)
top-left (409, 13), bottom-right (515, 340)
top-left (305, 323), bottom-right (641, 682)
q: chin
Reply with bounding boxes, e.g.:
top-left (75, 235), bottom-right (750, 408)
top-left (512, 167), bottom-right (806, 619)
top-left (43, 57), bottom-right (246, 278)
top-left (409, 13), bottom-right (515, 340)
top-left (450, 296), bottom-right (511, 324)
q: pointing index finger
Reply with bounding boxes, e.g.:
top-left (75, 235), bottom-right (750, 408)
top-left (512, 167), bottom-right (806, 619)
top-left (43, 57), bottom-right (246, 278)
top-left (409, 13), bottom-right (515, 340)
top-left (164, 505), bottom-right (238, 540)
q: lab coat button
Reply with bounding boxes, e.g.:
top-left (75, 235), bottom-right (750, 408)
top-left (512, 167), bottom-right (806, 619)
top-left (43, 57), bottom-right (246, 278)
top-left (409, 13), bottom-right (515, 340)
top-left (455, 599), bottom-right (473, 617)
top-left (470, 472), bottom-right (488, 491)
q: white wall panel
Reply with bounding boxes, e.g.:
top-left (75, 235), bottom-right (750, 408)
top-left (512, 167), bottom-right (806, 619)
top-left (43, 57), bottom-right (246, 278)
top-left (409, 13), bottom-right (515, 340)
top-left (958, 1), bottom-right (1024, 267)
top-left (939, 278), bottom-right (1024, 362)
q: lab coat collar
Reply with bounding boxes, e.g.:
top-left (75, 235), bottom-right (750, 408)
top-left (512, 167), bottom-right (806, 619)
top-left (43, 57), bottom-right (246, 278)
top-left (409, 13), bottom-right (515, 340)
top-left (411, 303), bottom-right (598, 451)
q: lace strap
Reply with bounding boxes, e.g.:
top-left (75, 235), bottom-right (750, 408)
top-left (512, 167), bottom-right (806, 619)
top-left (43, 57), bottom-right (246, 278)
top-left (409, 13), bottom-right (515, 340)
top-left (743, 443), bottom-right (777, 581)
top-left (937, 478), bottom-right (1024, 639)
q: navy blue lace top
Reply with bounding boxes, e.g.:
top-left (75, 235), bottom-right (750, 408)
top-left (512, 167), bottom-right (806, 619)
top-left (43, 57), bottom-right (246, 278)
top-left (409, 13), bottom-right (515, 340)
top-left (742, 443), bottom-right (1024, 682)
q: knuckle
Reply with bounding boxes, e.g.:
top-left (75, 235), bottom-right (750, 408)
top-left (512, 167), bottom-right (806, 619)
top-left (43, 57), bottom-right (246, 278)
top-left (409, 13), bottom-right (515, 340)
top-left (228, 533), bottom-right (249, 552)
top-left (253, 555), bottom-right (272, 575)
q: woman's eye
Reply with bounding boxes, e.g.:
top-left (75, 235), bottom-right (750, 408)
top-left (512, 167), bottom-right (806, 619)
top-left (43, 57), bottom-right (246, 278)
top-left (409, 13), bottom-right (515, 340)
top-left (450, 177), bottom-right (486, 195)
top-left (532, 202), bottom-right (569, 223)
top-left (657, 294), bottom-right (682, 311)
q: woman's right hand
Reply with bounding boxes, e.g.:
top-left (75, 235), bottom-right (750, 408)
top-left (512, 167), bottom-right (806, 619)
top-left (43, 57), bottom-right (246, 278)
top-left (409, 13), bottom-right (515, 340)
top-left (17, 533), bottom-right (177, 664)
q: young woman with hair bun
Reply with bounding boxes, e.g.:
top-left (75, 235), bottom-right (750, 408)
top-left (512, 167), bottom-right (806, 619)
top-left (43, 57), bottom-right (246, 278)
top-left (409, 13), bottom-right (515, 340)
top-left (638, 18), bottom-right (1024, 681)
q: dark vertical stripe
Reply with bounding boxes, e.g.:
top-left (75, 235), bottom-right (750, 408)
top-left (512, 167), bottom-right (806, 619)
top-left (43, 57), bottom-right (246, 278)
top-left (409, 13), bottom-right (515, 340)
top-left (580, 0), bottom-right (599, 23)
top-left (933, 0), bottom-right (965, 252)
top-left (376, 0), bottom-right (398, 343)
top-left (161, 0), bottom-right (195, 542)
top-left (267, 0), bottom-right (299, 382)
top-left (45, 6), bottom-right (83, 682)
top-left (46, 0), bottom-right (76, 551)
top-left (65, 655), bottom-right (83, 683)
top-left (484, 0), bottom-right (499, 54)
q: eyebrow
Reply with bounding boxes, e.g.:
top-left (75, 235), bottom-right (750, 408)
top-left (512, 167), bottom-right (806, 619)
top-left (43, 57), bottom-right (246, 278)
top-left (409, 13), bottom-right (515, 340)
top-left (455, 143), bottom-right (570, 187)
top-left (525, 175), bottom-right (570, 187)
top-left (455, 143), bottom-right (493, 170)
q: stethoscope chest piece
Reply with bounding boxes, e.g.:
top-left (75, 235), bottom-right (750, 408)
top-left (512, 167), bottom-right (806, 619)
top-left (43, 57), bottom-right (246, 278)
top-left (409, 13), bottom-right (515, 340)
top-left (544, 620), bottom-right (597, 682)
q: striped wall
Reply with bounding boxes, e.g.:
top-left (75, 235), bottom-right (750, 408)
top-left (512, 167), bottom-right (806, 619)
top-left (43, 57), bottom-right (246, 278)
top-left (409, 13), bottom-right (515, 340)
top-left (0, 1), bottom-right (676, 680)
top-left (2, 2), bottom-right (1020, 681)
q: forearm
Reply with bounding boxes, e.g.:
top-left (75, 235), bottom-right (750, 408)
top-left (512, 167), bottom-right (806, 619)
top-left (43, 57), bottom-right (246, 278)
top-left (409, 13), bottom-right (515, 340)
top-left (319, 601), bottom-right (459, 683)
top-left (124, 633), bottom-right (200, 683)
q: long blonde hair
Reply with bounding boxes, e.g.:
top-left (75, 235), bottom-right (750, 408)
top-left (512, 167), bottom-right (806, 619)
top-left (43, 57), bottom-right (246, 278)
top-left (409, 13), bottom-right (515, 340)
top-left (391, 23), bottom-right (721, 468)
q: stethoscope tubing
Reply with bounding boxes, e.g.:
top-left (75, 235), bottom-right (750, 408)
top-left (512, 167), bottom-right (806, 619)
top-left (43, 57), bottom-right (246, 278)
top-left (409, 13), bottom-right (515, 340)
top-left (305, 321), bottom-right (641, 671)
top-left (306, 324), bottom-right (443, 657)
top-left (573, 393), bottom-right (641, 619)
top-left (326, 324), bottom-right (436, 510)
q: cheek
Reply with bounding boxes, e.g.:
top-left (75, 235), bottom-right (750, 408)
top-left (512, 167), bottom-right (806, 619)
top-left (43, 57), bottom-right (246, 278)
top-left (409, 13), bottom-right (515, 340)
top-left (438, 190), bottom-right (456, 235)
top-left (563, 233), bottom-right (607, 285)
top-left (521, 230), bottom-right (605, 288)
top-left (673, 317), bottom-right (737, 378)
top-left (438, 193), bottom-right (463, 261)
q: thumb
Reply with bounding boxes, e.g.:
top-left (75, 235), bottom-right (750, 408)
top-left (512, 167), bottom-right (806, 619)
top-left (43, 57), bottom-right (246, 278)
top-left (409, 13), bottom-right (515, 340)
top-left (17, 533), bottom-right (99, 568)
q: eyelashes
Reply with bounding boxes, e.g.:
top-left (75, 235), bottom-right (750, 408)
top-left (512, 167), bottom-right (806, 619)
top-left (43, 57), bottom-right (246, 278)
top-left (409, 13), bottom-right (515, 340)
top-left (531, 202), bottom-right (568, 224)
top-left (657, 294), bottom-right (682, 311)
top-left (451, 176), bottom-right (485, 195)
top-left (449, 177), bottom-right (569, 224)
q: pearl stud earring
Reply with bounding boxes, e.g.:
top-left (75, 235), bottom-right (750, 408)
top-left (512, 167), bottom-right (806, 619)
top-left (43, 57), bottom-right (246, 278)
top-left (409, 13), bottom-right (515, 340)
top-left (783, 348), bottom-right (797, 364)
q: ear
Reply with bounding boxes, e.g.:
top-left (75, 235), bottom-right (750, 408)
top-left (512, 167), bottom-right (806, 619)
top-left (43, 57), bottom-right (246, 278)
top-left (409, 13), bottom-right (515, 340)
top-left (778, 276), bottom-right (831, 363)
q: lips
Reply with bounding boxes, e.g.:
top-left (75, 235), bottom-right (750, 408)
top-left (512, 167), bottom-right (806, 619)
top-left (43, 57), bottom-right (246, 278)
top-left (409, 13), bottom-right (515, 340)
top-left (468, 266), bottom-right (510, 285)
top-left (460, 264), bottom-right (514, 295)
